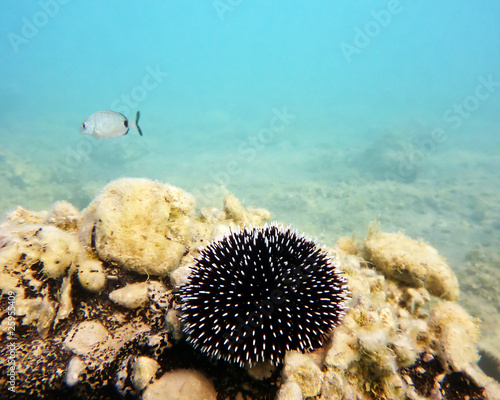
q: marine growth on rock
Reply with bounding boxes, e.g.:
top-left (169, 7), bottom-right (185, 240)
top-left (178, 224), bottom-right (350, 367)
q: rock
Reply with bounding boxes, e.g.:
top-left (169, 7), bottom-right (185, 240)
top-left (165, 308), bottom-right (183, 340)
top-left (143, 369), bottom-right (217, 400)
top-left (1, 182), bottom-right (498, 400)
top-left (223, 194), bottom-right (271, 226)
top-left (246, 362), bottom-right (276, 381)
top-left (210, 221), bottom-right (237, 240)
top-left (17, 296), bottom-right (56, 339)
top-left (276, 381), bottom-right (303, 400)
top-left (64, 320), bottom-right (110, 356)
top-left (199, 207), bottom-right (226, 224)
top-left (109, 282), bottom-right (150, 310)
top-left (36, 225), bottom-right (81, 279)
top-left (79, 178), bottom-right (195, 277)
top-left (47, 200), bottom-right (81, 231)
top-left (170, 264), bottom-right (190, 288)
top-left (324, 329), bottom-right (359, 371)
top-left (55, 276), bottom-right (73, 324)
top-left (65, 356), bottom-right (86, 387)
top-left (109, 281), bottom-right (167, 310)
top-left (282, 352), bottom-right (323, 398)
top-left (0, 224), bottom-right (82, 337)
top-left (357, 329), bottom-right (398, 377)
top-left (364, 232), bottom-right (459, 300)
top-left (319, 370), bottom-right (345, 400)
top-left (77, 258), bottom-right (106, 293)
top-left (388, 334), bottom-right (418, 367)
top-left (2, 205), bottom-right (48, 226)
top-left (429, 302), bottom-right (480, 371)
top-left (132, 356), bottom-right (160, 391)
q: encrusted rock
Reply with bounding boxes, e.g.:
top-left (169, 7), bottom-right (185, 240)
top-left (1, 180), bottom-right (498, 400)
top-left (37, 226), bottom-right (82, 279)
top-left (2, 205), bottom-right (48, 226)
top-left (223, 194), bottom-right (271, 226)
top-left (109, 282), bottom-right (150, 309)
top-left (79, 178), bottom-right (195, 276)
top-left (142, 369), bottom-right (217, 400)
top-left (65, 356), bottom-right (86, 387)
top-left (64, 320), bottom-right (110, 356)
top-left (109, 281), bottom-right (167, 310)
top-left (47, 200), bottom-right (81, 231)
top-left (282, 352), bottom-right (323, 398)
top-left (77, 258), bottom-right (106, 292)
top-left (276, 381), bottom-right (303, 400)
top-left (364, 232), bottom-right (459, 300)
top-left (132, 356), bottom-right (160, 391)
top-left (429, 301), bottom-right (480, 371)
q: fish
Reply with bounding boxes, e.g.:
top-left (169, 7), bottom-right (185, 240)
top-left (80, 110), bottom-right (143, 138)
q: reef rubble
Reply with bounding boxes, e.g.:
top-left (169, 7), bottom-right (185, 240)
top-left (0, 178), bottom-right (499, 400)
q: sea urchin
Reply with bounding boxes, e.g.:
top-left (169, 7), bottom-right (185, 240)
top-left (178, 224), bottom-right (349, 367)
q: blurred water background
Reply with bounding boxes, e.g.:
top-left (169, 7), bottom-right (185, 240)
top-left (1, 1), bottom-right (499, 344)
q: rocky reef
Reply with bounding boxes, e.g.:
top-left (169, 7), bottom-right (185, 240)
top-left (0, 178), bottom-right (499, 399)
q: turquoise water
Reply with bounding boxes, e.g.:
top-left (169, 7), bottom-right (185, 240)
top-left (1, 2), bottom-right (499, 332)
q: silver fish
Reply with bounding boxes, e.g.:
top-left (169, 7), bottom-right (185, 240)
top-left (80, 110), bottom-right (143, 138)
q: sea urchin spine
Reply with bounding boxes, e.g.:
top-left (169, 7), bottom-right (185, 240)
top-left (178, 224), bottom-right (349, 367)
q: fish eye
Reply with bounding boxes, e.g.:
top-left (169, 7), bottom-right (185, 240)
top-left (82, 123), bottom-right (87, 129)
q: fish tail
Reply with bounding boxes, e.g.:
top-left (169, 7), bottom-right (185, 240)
top-left (135, 111), bottom-right (143, 136)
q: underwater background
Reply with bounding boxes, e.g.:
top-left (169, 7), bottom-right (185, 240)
top-left (1, 1), bottom-right (499, 352)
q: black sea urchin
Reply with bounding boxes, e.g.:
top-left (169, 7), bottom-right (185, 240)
top-left (178, 224), bottom-right (349, 367)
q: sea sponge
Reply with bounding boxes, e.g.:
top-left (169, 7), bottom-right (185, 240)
top-left (79, 178), bottom-right (195, 277)
top-left (364, 232), bottom-right (459, 300)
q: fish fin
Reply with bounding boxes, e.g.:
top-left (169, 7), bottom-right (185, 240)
top-left (135, 111), bottom-right (143, 136)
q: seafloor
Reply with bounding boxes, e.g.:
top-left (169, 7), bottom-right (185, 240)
top-left (1, 126), bottom-right (499, 363)
top-left (1, 118), bottom-right (500, 398)
top-left (0, 173), bottom-right (499, 399)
